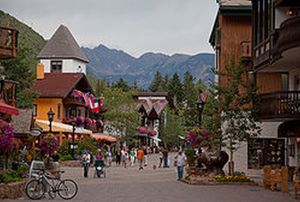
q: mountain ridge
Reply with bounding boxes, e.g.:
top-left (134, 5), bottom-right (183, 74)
top-left (82, 45), bottom-right (214, 88)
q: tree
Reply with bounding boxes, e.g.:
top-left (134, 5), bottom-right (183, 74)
top-left (149, 71), bottom-right (162, 92)
top-left (112, 78), bottom-right (129, 92)
top-left (159, 107), bottom-right (185, 148)
top-left (0, 46), bottom-right (36, 108)
top-left (168, 73), bottom-right (183, 107)
top-left (210, 56), bottom-right (261, 175)
top-left (181, 71), bottom-right (198, 128)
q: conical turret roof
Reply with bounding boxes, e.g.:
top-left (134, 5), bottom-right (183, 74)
top-left (37, 25), bottom-right (88, 63)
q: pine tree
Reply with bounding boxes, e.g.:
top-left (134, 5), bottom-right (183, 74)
top-left (0, 46), bottom-right (36, 108)
top-left (168, 73), bottom-right (183, 107)
top-left (149, 71), bottom-right (162, 92)
top-left (113, 78), bottom-right (129, 92)
top-left (182, 71), bottom-right (198, 127)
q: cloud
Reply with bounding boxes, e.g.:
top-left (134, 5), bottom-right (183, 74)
top-left (0, 0), bottom-right (218, 57)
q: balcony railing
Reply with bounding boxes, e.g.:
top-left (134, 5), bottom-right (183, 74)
top-left (63, 97), bottom-right (85, 106)
top-left (0, 27), bottom-right (18, 58)
top-left (277, 16), bottom-right (300, 54)
top-left (259, 91), bottom-right (300, 120)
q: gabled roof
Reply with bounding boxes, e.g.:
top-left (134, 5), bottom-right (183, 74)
top-left (11, 109), bottom-right (33, 134)
top-left (31, 73), bottom-right (92, 98)
top-left (37, 25), bottom-right (88, 63)
top-left (209, 0), bottom-right (251, 47)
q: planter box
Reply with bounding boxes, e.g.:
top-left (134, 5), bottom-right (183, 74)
top-left (0, 180), bottom-right (25, 199)
top-left (182, 176), bottom-right (258, 186)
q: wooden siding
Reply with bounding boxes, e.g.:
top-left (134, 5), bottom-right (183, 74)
top-left (256, 73), bottom-right (282, 93)
top-left (218, 15), bottom-right (252, 87)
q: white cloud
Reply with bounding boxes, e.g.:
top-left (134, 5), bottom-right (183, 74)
top-left (0, 0), bottom-right (218, 57)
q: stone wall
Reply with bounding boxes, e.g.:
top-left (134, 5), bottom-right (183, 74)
top-left (0, 181), bottom-right (25, 199)
top-left (59, 160), bottom-right (82, 167)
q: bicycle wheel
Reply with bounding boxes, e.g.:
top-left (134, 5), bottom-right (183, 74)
top-left (57, 179), bottom-right (78, 200)
top-left (25, 179), bottom-right (45, 200)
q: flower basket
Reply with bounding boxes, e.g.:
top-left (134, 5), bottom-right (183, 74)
top-left (186, 127), bottom-right (209, 148)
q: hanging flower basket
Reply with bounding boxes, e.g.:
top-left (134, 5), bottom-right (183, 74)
top-left (148, 130), bottom-right (157, 136)
top-left (186, 127), bottom-right (209, 148)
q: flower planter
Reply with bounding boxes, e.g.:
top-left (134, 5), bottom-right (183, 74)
top-left (0, 180), bottom-right (25, 199)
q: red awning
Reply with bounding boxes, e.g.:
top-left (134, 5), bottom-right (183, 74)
top-left (91, 133), bottom-right (117, 142)
top-left (0, 102), bottom-right (19, 115)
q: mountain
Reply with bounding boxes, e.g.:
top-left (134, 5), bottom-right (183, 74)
top-left (0, 10), bottom-right (46, 70)
top-left (82, 45), bottom-right (214, 88)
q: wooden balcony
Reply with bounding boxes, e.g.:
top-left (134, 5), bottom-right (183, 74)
top-left (63, 97), bottom-right (85, 106)
top-left (0, 27), bottom-right (18, 59)
top-left (277, 16), bottom-right (300, 54)
top-left (258, 91), bottom-right (300, 121)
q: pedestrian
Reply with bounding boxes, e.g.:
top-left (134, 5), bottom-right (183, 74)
top-left (130, 148), bottom-right (135, 166)
top-left (158, 148), bottom-right (163, 168)
top-left (176, 150), bottom-right (186, 180)
top-left (137, 147), bottom-right (144, 170)
top-left (95, 149), bottom-right (103, 161)
top-left (163, 148), bottom-right (169, 168)
top-left (116, 148), bottom-right (121, 166)
top-left (121, 148), bottom-right (128, 168)
top-left (82, 150), bottom-right (91, 178)
top-left (106, 148), bottom-right (113, 167)
top-left (143, 146), bottom-right (148, 167)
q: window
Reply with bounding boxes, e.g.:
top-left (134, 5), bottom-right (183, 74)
top-left (51, 60), bottom-right (62, 72)
top-left (248, 138), bottom-right (285, 169)
top-left (281, 73), bottom-right (289, 91)
top-left (33, 104), bottom-right (37, 117)
top-left (57, 103), bottom-right (61, 119)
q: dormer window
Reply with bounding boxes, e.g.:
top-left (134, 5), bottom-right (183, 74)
top-left (51, 60), bottom-right (62, 73)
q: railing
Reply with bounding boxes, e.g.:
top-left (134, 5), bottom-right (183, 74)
top-left (0, 27), bottom-right (18, 58)
top-left (277, 16), bottom-right (300, 54)
top-left (63, 97), bottom-right (85, 106)
top-left (259, 91), bottom-right (300, 120)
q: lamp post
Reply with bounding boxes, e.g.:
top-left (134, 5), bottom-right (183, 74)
top-left (71, 120), bottom-right (76, 160)
top-left (47, 108), bottom-right (55, 133)
top-left (196, 90), bottom-right (207, 126)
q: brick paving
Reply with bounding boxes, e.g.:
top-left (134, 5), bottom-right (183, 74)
top-left (3, 153), bottom-right (297, 202)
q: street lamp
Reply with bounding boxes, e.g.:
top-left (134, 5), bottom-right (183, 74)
top-left (47, 108), bottom-right (55, 133)
top-left (71, 120), bottom-right (76, 160)
top-left (196, 90), bottom-right (207, 126)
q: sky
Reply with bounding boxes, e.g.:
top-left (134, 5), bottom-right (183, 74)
top-left (0, 0), bottom-right (218, 57)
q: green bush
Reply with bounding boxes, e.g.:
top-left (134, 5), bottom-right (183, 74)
top-left (60, 154), bottom-right (73, 161)
top-left (185, 148), bottom-right (196, 165)
top-left (0, 169), bottom-right (22, 184)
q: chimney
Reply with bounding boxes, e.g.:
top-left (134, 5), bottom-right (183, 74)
top-left (36, 63), bottom-right (44, 79)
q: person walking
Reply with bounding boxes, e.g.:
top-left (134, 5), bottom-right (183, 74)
top-left (106, 148), bottom-right (113, 167)
top-left (116, 148), bottom-right (121, 166)
top-left (176, 150), bottom-right (187, 180)
top-left (82, 151), bottom-right (91, 178)
top-left (130, 148), bottom-right (135, 166)
top-left (158, 148), bottom-right (163, 168)
top-left (163, 148), bottom-right (169, 168)
top-left (143, 146), bottom-right (148, 167)
top-left (137, 147), bottom-right (144, 170)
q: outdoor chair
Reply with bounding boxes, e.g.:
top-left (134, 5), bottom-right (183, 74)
top-left (263, 165), bottom-right (272, 189)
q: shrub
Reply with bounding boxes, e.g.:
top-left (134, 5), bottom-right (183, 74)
top-left (213, 175), bottom-right (252, 182)
top-left (60, 154), bottom-right (73, 161)
top-left (185, 148), bottom-right (196, 166)
top-left (0, 169), bottom-right (21, 184)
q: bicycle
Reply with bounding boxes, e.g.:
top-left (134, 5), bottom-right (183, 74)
top-left (25, 169), bottom-right (78, 200)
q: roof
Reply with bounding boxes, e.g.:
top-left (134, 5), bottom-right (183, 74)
top-left (11, 109), bottom-right (32, 134)
top-left (135, 92), bottom-right (168, 98)
top-left (31, 73), bottom-right (91, 98)
top-left (37, 25), bottom-right (88, 63)
top-left (218, 0), bottom-right (251, 7)
top-left (35, 119), bottom-right (92, 134)
top-left (209, 0), bottom-right (252, 47)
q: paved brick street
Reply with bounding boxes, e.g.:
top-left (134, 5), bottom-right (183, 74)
top-left (4, 154), bottom-right (297, 202)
